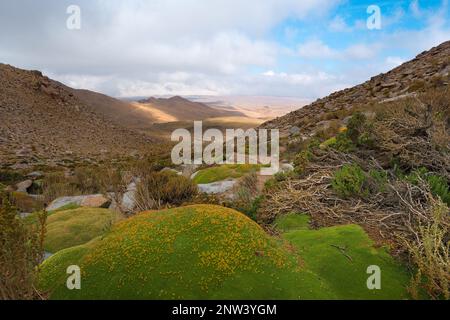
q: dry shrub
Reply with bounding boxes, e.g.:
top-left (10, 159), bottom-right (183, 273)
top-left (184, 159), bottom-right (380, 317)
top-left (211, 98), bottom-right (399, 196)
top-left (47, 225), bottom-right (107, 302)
top-left (402, 197), bottom-right (450, 300)
top-left (229, 173), bottom-right (260, 220)
top-left (41, 172), bottom-right (81, 204)
top-left (372, 88), bottom-right (450, 179)
top-left (98, 166), bottom-right (131, 215)
top-left (0, 194), bottom-right (47, 300)
top-left (134, 171), bottom-right (197, 211)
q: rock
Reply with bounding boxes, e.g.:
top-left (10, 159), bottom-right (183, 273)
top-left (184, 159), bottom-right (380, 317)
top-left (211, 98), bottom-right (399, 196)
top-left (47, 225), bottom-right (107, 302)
top-left (80, 195), bottom-right (111, 208)
top-left (46, 196), bottom-right (86, 211)
top-left (190, 171), bottom-right (200, 180)
top-left (289, 126), bottom-right (301, 136)
top-left (27, 171), bottom-right (43, 179)
top-left (18, 212), bottom-right (32, 219)
top-left (16, 180), bottom-right (33, 193)
top-left (43, 252), bottom-right (53, 261)
top-left (161, 167), bottom-right (182, 176)
top-left (181, 164), bottom-right (200, 177)
top-left (47, 194), bottom-right (110, 211)
top-left (342, 116), bottom-right (353, 125)
top-left (110, 181), bottom-right (139, 213)
top-left (280, 163), bottom-right (295, 173)
top-left (121, 190), bottom-right (136, 212)
top-left (198, 180), bottom-right (237, 194)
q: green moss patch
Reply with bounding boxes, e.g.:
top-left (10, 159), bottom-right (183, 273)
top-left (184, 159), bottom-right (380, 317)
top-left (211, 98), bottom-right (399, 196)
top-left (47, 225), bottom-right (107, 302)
top-left (193, 164), bottom-right (262, 184)
top-left (274, 214), bottom-right (411, 299)
top-left (274, 213), bottom-right (311, 232)
top-left (43, 207), bottom-right (118, 253)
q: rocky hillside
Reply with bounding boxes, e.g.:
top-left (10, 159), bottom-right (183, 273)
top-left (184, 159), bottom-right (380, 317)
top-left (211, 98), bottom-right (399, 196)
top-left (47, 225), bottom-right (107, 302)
top-left (0, 64), bottom-right (154, 170)
top-left (262, 41), bottom-right (450, 138)
top-left (69, 88), bottom-right (158, 130)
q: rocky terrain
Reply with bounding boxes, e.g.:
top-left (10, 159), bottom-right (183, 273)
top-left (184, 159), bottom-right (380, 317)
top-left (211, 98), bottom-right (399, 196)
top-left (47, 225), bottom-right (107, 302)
top-left (262, 41), bottom-right (450, 138)
top-left (0, 64), bottom-right (156, 170)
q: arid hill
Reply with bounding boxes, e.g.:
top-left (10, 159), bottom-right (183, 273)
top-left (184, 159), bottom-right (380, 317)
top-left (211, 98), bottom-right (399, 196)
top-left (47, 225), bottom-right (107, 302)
top-left (69, 89), bottom-right (157, 130)
top-left (262, 41), bottom-right (450, 137)
top-left (0, 64), bottom-right (155, 170)
top-left (137, 96), bottom-right (244, 122)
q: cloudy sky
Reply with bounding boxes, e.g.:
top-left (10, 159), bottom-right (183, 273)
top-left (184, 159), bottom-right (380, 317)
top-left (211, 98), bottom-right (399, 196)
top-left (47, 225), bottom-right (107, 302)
top-left (0, 0), bottom-right (449, 99)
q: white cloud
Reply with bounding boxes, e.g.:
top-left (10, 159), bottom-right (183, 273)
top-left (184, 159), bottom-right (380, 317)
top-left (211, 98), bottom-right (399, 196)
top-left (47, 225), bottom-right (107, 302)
top-left (329, 15), bottom-right (351, 32)
top-left (0, 0), bottom-right (342, 98)
top-left (298, 40), bottom-right (338, 58)
top-left (0, 0), bottom-right (447, 101)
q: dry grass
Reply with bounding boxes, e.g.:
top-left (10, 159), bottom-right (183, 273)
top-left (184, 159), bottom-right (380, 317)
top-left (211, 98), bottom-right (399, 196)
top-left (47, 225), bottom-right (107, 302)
top-left (0, 195), bottom-right (47, 300)
top-left (402, 197), bottom-right (449, 300)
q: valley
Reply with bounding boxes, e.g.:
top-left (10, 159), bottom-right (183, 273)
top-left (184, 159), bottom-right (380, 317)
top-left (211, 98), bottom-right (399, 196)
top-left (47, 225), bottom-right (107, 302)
top-left (1, 41), bottom-right (449, 301)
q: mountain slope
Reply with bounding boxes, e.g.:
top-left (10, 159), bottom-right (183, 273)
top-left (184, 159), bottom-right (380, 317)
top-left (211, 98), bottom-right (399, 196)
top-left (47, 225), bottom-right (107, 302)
top-left (0, 64), bottom-right (154, 169)
top-left (262, 41), bottom-right (450, 136)
top-left (69, 89), bottom-right (157, 130)
top-left (137, 96), bottom-right (244, 122)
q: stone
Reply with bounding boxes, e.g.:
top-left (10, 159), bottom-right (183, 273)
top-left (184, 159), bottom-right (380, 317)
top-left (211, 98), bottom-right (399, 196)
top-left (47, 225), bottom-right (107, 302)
top-left (280, 163), bottom-right (295, 173)
top-left (121, 190), bottom-right (136, 212)
top-left (161, 167), bottom-right (182, 175)
top-left (198, 180), bottom-right (237, 194)
top-left (289, 126), bottom-right (301, 136)
top-left (16, 180), bottom-right (33, 193)
top-left (27, 171), bottom-right (44, 179)
top-left (47, 194), bottom-right (110, 211)
top-left (80, 195), bottom-right (111, 208)
top-left (46, 196), bottom-right (86, 211)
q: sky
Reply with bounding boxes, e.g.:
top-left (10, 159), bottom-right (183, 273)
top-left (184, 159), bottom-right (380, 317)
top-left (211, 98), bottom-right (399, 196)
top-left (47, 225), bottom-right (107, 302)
top-left (0, 0), bottom-right (449, 99)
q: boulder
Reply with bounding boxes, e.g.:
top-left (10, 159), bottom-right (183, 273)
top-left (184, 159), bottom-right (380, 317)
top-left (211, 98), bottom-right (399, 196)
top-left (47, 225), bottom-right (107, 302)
top-left (46, 196), bottom-right (86, 211)
top-left (198, 180), bottom-right (237, 194)
top-left (16, 180), bottom-right (33, 193)
top-left (80, 195), bottom-right (111, 208)
top-left (47, 194), bottom-right (111, 211)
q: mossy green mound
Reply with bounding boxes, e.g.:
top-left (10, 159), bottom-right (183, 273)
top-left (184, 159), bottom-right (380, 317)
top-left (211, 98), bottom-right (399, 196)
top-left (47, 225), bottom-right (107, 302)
top-left (39, 205), bottom-right (333, 300)
top-left (274, 213), bottom-right (310, 232)
top-left (44, 207), bottom-right (118, 253)
top-left (39, 206), bottom-right (411, 300)
top-left (193, 164), bottom-right (261, 184)
top-left (275, 214), bottom-right (411, 299)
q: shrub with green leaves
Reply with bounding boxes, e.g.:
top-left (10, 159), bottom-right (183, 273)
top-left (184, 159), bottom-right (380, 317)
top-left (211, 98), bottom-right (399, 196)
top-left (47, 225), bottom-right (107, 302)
top-left (293, 150), bottom-right (312, 174)
top-left (369, 169), bottom-right (388, 193)
top-left (332, 133), bottom-right (356, 152)
top-left (332, 164), bottom-right (369, 198)
top-left (330, 112), bottom-right (375, 152)
top-left (406, 168), bottom-right (450, 206)
top-left (293, 139), bottom-right (319, 174)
